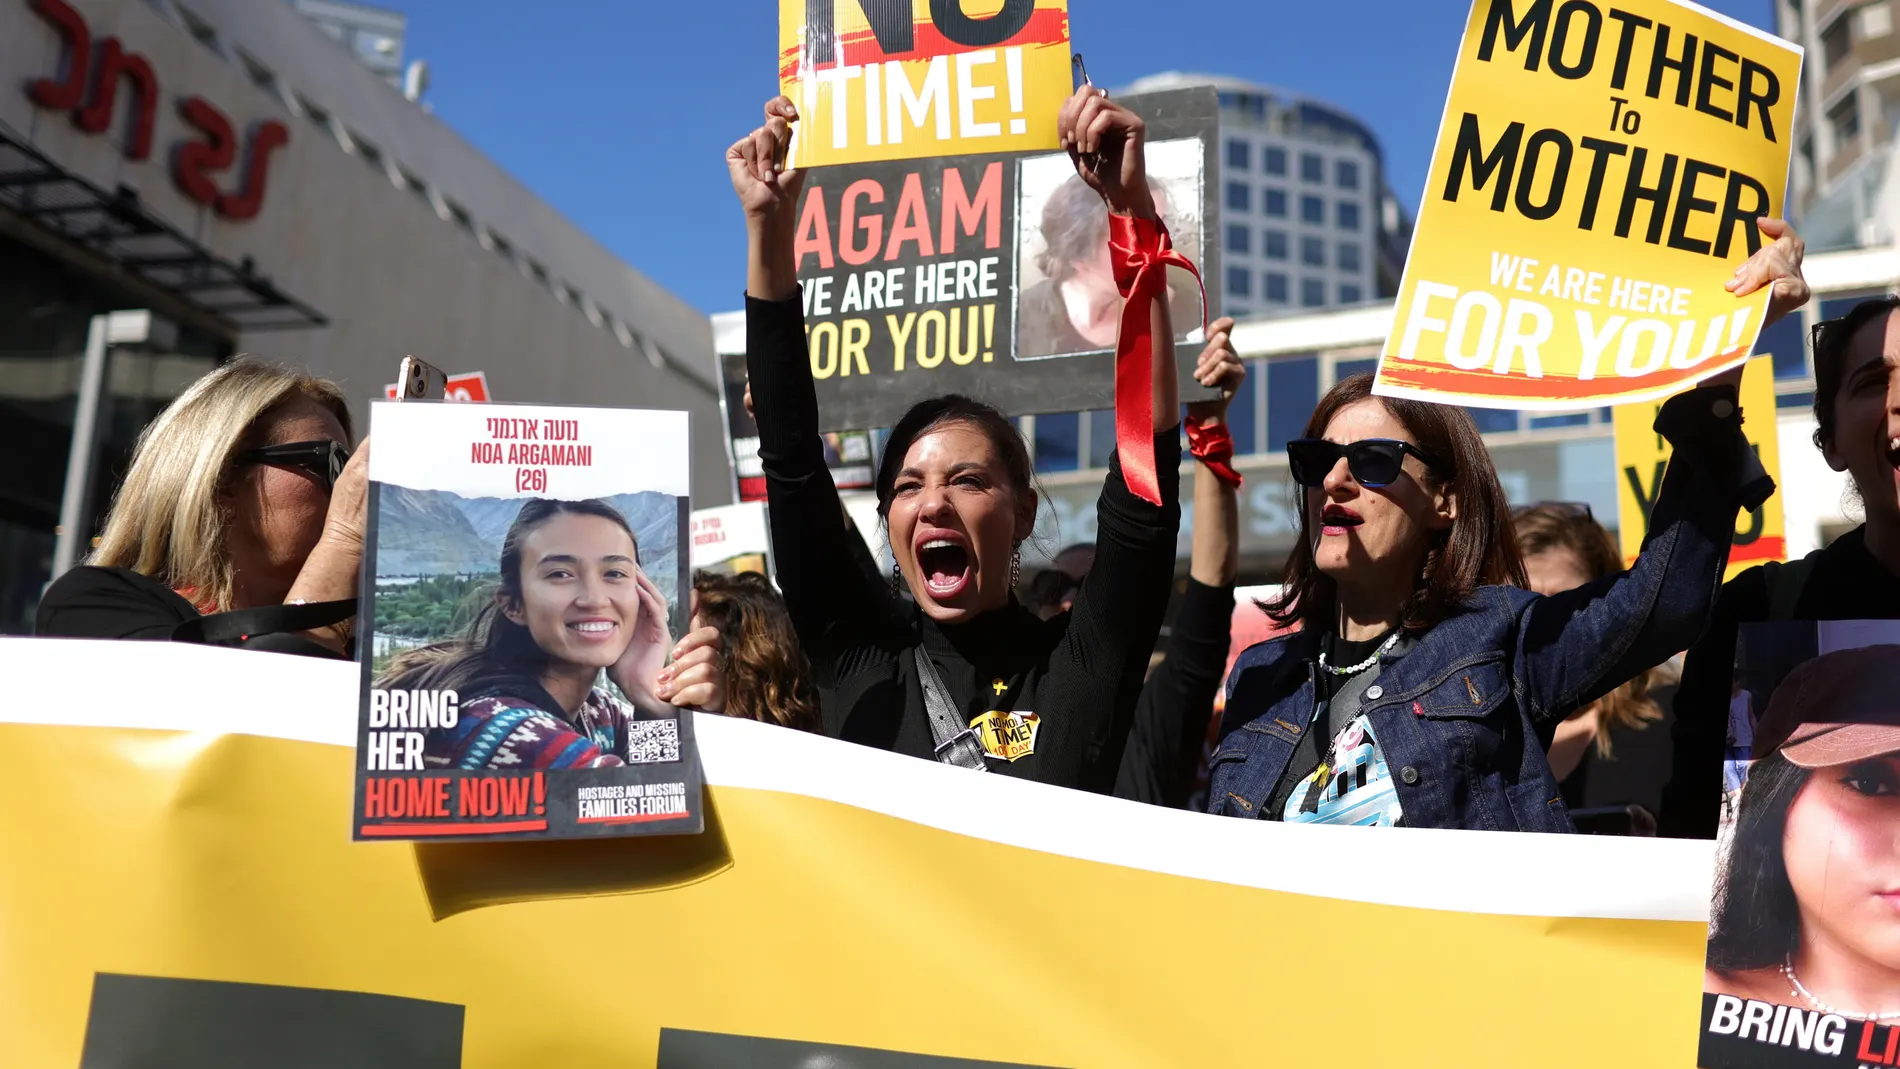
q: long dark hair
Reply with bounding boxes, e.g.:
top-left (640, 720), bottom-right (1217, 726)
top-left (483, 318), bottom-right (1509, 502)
top-left (874, 394), bottom-right (1035, 519)
top-left (377, 498), bottom-right (640, 714)
top-left (1267, 373), bottom-right (1526, 632)
top-left (1708, 754), bottom-right (1812, 971)
top-left (1809, 294), bottom-right (1900, 453)
top-left (692, 570), bottom-right (822, 733)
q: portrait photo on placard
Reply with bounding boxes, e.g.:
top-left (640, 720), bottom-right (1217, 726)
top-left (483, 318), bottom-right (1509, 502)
top-left (353, 401), bottom-right (703, 842)
top-left (1698, 622), bottom-right (1900, 1067)
top-left (1012, 135), bottom-right (1205, 362)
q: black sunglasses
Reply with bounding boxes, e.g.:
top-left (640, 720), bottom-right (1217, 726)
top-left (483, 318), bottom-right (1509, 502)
top-left (1286, 438), bottom-right (1440, 489)
top-left (237, 439), bottom-right (351, 490)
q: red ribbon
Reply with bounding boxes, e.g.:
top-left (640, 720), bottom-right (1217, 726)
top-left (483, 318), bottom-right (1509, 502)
top-left (1185, 419), bottom-right (1243, 489)
top-left (1108, 213), bottom-right (1204, 506)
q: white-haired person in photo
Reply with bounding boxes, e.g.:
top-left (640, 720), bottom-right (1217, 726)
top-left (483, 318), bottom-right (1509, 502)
top-left (37, 356), bottom-right (369, 658)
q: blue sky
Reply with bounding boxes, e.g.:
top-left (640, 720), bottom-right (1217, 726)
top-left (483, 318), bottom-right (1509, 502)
top-left (391, 0), bottom-right (1779, 314)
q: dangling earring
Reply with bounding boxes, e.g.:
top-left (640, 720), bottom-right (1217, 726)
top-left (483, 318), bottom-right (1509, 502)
top-left (1010, 544), bottom-right (1022, 589)
top-left (891, 559), bottom-right (903, 597)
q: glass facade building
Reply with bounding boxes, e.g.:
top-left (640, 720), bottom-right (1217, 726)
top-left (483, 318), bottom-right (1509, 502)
top-left (1121, 73), bottom-right (1415, 320)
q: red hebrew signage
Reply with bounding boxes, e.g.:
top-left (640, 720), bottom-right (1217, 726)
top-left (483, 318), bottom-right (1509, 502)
top-left (25, 0), bottom-right (289, 221)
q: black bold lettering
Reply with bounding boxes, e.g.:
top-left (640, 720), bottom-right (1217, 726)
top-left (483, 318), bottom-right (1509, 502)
top-left (928, 0), bottom-right (1033, 47)
top-left (1549, 0), bottom-right (1603, 79)
top-left (1615, 147), bottom-right (1678, 244)
top-left (1715, 170), bottom-right (1769, 258)
top-left (803, 0), bottom-right (914, 60)
top-left (1576, 135), bottom-right (1628, 230)
top-left (1697, 41), bottom-right (1738, 123)
top-left (1477, 0), bottom-right (1552, 68)
top-left (1646, 24), bottom-right (1697, 106)
top-left (1443, 113), bottom-right (1523, 212)
top-left (1515, 128), bottom-right (1573, 219)
top-left (1606, 8), bottom-right (1653, 90)
top-left (1738, 58), bottom-right (1781, 143)
top-left (1668, 159), bottom-right (1724, 255)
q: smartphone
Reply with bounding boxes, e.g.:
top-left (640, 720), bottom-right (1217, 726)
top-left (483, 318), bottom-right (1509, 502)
top-left (396, 355), bottom-right (447, 400)
top-left (1071, 53), bottom-right (1091, 92)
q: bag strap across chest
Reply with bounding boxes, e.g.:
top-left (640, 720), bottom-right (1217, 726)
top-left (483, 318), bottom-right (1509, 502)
top-left (913, 648), bottom-right (989, 772)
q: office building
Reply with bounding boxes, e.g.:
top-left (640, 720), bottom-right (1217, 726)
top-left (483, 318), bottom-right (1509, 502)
top-left (290, 0), bottom-right (408, 93)
top-left (1777, 0), bottom-right (1900, 248)
top-left (1121, 72), bottom-right (1414, 317)
top-left (1, 0), bottom-right (726, 632)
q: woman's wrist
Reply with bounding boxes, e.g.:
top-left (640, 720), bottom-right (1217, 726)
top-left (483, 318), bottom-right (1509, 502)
top-left (746, 224), bottom-right (799, 302)
top-left (1106, 182), bottom-right (1157, 220)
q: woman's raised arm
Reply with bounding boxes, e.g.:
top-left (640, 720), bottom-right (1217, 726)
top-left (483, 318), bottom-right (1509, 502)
top-left (728, 98), bottom-right (894, 650)
top-left (1057, 87), bottom-right (1181, 434)
top-left (1514, 221), bottom-right (1806, 725)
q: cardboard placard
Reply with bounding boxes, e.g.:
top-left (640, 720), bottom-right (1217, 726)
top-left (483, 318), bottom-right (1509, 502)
top-left (1612, 355), bottom-right (1784, 578)
top-left (354, 401), bottom-right (703, 841)
top-left (1376, 0), bottom-right (1800, 409)
top-left (778, 0), bottom-right (1072, 168)
top-left (794, 86), bottom-right (1220, 432)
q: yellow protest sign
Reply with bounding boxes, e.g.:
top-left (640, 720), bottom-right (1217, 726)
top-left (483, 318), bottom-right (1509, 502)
top-left (778, 0), bottom-right (1072, 168)
top-left (1376, 0), bottom-right (1801, 409)
top-left (1613, 356), bottom-right (1784, 577)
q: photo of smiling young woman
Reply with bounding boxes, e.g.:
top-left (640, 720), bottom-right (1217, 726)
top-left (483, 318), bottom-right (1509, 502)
top-left (376, 498), bottom-right (725, 771)
top-left (1704, 644), bottom-right (1900, 1049)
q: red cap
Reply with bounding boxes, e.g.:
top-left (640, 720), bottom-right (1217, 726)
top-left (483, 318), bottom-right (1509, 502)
top-left (1752, 644), bottom-right (1900, 767)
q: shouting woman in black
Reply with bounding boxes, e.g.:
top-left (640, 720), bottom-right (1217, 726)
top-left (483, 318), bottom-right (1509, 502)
top-left (727, 90), bottom-right (1235, 791)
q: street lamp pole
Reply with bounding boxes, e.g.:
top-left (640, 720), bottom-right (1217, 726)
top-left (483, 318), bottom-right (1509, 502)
top-left (50, 309), bottom-right (174, 579)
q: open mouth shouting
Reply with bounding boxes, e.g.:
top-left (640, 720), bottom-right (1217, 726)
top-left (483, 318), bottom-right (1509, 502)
top-left (1319, 504), bottom-right (1364, 537)
top-left (913, 529), bottom-right (974, 601)
top-left (1887, 435), bottom-right (1900, 471)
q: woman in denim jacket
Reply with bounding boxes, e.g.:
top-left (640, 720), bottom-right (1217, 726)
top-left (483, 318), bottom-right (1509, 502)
top-left (1206, 220), bottom-right (1808, 832)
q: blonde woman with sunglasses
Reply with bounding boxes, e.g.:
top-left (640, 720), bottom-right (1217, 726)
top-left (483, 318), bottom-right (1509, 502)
top-left (37, 357), bottom-right (369, 658)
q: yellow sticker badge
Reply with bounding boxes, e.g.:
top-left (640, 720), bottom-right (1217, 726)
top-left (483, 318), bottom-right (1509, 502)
top-left (971, 709), bottom-right (1040, 762)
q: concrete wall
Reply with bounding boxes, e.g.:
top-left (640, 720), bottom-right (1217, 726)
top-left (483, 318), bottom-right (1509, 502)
top-left (1, 0), bottom-right (731, 505)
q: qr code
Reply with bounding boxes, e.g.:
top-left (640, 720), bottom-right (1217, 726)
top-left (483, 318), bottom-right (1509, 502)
top-left (625, 719), bottom-right (681, 764)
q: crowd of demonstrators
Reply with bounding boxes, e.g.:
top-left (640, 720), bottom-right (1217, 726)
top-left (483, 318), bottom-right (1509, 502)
top-left (36, 358), bottom-right (369, 658)
top-left (31, 80), bottom-right (1881, 850)
top-left (691, 570), bottom-right (823, 733)
top-left (1513, 503), bottom-right (1676, 833)
top-left (728, 87), bottom-right (1187, 790)
top-left (376, 499), bottom-right (725, 770)
top-left (1115, 318), bottom-right (1244, 807)
top-left (1664, 292), bottom-right (1900, 839)
top-left (1158, 208), bottom-right (1805, 831)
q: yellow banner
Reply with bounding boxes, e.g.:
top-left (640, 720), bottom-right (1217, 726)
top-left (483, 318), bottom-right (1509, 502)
top-left (1377, 0), bottom-right (1801, 409)
top-left (3, 640), bottom-right (1718, 1066)
top-left (778, 0), bottom-right (1071, 168)
top-left (1613, 356), bottom-right (1784, 577)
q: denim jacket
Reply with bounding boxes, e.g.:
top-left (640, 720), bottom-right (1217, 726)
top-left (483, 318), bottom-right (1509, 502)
top-left (1207, 387), bottom-right (1774, 833)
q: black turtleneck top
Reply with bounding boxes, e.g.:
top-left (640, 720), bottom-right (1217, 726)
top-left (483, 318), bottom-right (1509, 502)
top-left (746, 293), bottom-right (1182, 792)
